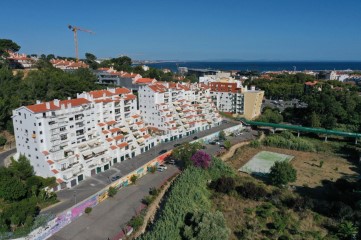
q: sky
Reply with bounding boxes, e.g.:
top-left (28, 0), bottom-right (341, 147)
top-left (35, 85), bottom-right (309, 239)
top-left (1, 0), bottom-right (361, 61)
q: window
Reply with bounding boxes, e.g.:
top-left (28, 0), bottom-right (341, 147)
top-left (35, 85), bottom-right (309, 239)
top-left (60, 127), bottom-right (66, 131)
top-left (38, 122), bottom-right (42, 126)
top-left (18, 112), bottom-right (21, 116)
top-left (69, 117), bottom-right (74, 121)
top-left (49, 121), bottom-right (55, 125)
top-left (33, 131), bottom-right (36, 134)
top-left (70, 125), bottom-right (74, 128)
top-left (41, 139), bottom-right (43, 143)
top-left (40, 131), bottom-right (43, 135)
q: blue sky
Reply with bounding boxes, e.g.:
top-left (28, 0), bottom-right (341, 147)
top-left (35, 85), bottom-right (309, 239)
top-left (1, 0), bottom-right (361, 61)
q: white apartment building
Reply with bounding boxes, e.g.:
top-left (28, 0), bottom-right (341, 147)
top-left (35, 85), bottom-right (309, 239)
top-left (13, 87), bottom-right (156, 190)
top-left (138, 82), bottom-right (223, 142)
top-left (210, 82), bottom-right (264, 119)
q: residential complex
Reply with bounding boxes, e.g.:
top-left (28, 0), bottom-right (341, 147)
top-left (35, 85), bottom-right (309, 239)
top-left (50, 59), bottom-right (89, 70)
top-left (12, 87), bottom-right (156, 189)
top-left (210, 82), bottom-right (264, 119)
top-left (138, 82), bottom-right (223, 142)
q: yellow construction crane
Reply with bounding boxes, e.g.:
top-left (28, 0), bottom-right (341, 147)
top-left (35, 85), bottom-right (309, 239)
top-left (68, 25), bottom-right (94, 61)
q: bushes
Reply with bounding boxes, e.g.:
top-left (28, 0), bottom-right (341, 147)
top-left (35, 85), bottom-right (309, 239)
top-left (249, 140), bottom-right (261, 148)
top-left (191, 150), bottom-right (211, 169)
top-left (84, 207), bottom-right (92, 215)
top-left (210, 177), bottom-right (235, 194)
top-left (129, 214), bottom-right (144, 231)
top-left (130, 175), bottom-right (138, 184)
top-left (262, 131), bottom-right (316, 152)
top-left (0, 135), bottom-right (6, 146)
top-left (108, 187), bottom-right (117, 197)
top-left (269, 161), bottom-right (297, 187)
top-left (236, 182), bottom-right (268, 201)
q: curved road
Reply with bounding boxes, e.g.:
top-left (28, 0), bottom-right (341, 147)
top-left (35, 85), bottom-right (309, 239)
top-left (0, 148), bottom-right (16, 166)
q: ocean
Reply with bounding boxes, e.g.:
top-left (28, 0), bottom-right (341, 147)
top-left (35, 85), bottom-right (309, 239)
top-left (146, 61), bottom-right (361, 73)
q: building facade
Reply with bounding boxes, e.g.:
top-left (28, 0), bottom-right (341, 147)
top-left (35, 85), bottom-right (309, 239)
top-left (13, 87), bottom-right (156, 190)
top-left (209, 82), bottom-right (264, 119)
top-left (138, 82), bottom-right (223, 142)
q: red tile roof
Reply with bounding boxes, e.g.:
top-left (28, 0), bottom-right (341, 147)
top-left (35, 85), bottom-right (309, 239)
top-left (114, 135), bottom-right (124, 140)
top-left (42, 150), bottom-right (49, 156)
top-left (52, 169), bottom-right (59, 174)
top-left (106, 138), bottom-right (113, 142)
top-left (106, 120), bottom-right (117, 125)
top-left (102, 130), bottom-right (109, 134)
top-left (98, 123), bottom-right (106, 127)
top-left (110, 145), bottom-right (118, 150)
top-left (26, 98), bottom-right (90, 113)
top-left (56, 178), bottom-right (64, 184)
top-left (117, 142), bottom-right (128, 148)
top-left (89, 90), bottom-right (113, 98)
top-left (124, 94), bottom-right (136, 100)
top-left (135, 78), bottom-right (155, 84)
top-left (114, 87), bottom-right (131, 95)
top-left (109, 128), bottom-right (120, 133)
top-left (47, 160), bottom-right (54, 164)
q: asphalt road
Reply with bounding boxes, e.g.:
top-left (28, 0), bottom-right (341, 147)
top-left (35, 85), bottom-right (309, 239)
top-left (0, 148), bottom-right (16, 166)
top-left (50, 165), bottom-right (180, 240)
top-left (42, 122), bottom-right (238, 216)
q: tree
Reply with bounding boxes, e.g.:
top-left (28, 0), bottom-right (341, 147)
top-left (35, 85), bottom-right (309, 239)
top-left (84, 52), bottom-right (99, 69)
top-left (269, 161), bottom-right (297, 186)
top-left (223, 140), bottom-right (231, 150)
top-left (172, 142), bottom-right (203, 168)
top-left (191, 150), bottom-right (211, 169)
top-left (130, 175), bottom-right (138, 184)
top-left (182, 210), bottom-right (230, 240)
top-left (111, 56), bottom-right (132, 71)
top-left (108, 186), bottom-right (117, 197)
top-left (0, 135), bottom-right (6, 146)
top-left (337, 221), bottom-right (358, 240)
top-left (219, 131), bottom-right (226, 141)
top-left (0, 39), bottom-right (20, 56)
top-left (310, 111), bottom-right (321, 128)
top-left (210, 176), bottom-right (235, 194)
top-left (9, 155), bottom-right (34, 180)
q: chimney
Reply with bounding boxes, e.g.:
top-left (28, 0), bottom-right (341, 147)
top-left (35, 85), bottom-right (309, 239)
top-left (67, 103), bottom-right (72, 109)
top-left (68, 97), bottom-right (71, 100)
top-left (251, 85), bottom-right (255, 91)
top-left (103, 93), bottom-right (106, 98)
top-left (36, 100), bottom-right (41, 104)
top-left (45, 102), bottom-right (50, 109)
top-left (53, 99), bottom-right (60, 107)
top-left (61, 104), bottom-right (65, 110)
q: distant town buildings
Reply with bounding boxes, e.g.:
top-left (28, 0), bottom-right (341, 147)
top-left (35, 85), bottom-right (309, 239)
top-left (50, 59), bottom-right (89, 70)
top-left (95, 67), bottom-right (143, 91)
top-left (7, 51), bottom-right (35, 69)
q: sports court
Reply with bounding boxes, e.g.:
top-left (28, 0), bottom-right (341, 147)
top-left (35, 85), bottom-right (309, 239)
top-left (239, 151), bottom-right (294, 175)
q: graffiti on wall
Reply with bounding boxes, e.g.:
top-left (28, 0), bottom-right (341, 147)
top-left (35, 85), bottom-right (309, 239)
top-left (71, 195), bottom-right (98, 219)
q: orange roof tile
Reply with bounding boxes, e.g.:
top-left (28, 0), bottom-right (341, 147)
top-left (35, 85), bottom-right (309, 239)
top-left (117, 142), bottom-right (128, 148)
top-left (89, 90), bottom-right (113, 98)
top-left (114, 87), bottom-right (131, 95)
top-left (106, 120), bottom-right (117, 125)
top-left (114, 135), bottom-right (124, 140)
top-left (110, 145), bottom-right (118, 150)
top-left (47, 160), bottom-right (54, 164)
top-left (144, 134), bottom-right (150, 139)
top-left (131, 114), bottom-right (140, 118)
top-left (124, 94), bottom-right (136, 100)
top-left (135, 78), bottom-right (155, 84)
top-left (26, 98), bottom-right (90, 113)
top-left (52, 169), bottom-right (59, 174)
top-left (42, 150), bottom-right (49, 156)
top-left (102, 130), bottom-right (109, 134)
top-left (56, 178), bottom-right (64, 184)
top-left (98, 123), bottom-right (106, 127)
top-left (109, 128), bottom-right (120, 133)
top-left (106, 138), bottom-right (113, 142)
top-left (135, 121), bottom-right (143, 125)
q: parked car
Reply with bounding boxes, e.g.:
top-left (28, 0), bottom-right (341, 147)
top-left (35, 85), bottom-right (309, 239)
top-left (193, 136), bottom-right (198, 140)
top-left (157, 167), bottom-right (164, 172)
top-left (159, 164), bottom-right (167, 170)
top-left (159, 149), bottom-right (167, 155)
top-left (174, 143), bottom-right (181, 148)
top-left (166, 159), bottom-right (176, 165)
top-left (111, 175), bottom-right (120, 181)
top-left (209, 141), bottom-right (216, 145)
top-left (215, 141), bottom-right (220, 145)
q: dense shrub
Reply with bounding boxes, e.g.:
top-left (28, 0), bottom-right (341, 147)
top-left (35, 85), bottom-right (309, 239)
top-left (210, 177), bottom-right (235, 194)
top-left (249, 140), bottom-right (261, 148)
top-left (0, 136), bottom-right (6, 146)
top-left (108, 187), bottom-right (117, 197)
top-left (269, 161), bottom-right (297, 187)
top-left (191, 150), bottom-right (211, 169)
top-left (262, 131), bottom-right (315, 152)
top-left (84, 207), bottom-right (92, 215)
top-left (282, 196), bottom-right (314, 211)
top-left (129, 214), bottom-right (144, 231)
top-left (236, 182), bottom-right (268, 201)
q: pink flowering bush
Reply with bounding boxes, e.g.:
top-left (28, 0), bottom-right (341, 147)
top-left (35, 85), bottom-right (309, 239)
top-left (191, 150), bottom-right (211, 169)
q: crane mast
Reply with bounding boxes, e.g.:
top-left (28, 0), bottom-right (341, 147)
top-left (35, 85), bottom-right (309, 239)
top-left (68, 25), bottom-right (94, 61)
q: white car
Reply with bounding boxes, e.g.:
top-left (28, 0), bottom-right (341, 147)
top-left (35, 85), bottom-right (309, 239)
top-left (159, 164), bottom-right (167, 170)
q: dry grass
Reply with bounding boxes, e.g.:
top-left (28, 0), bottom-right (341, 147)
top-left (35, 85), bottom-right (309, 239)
top-left (227, 145), bottom-right (358, 188)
